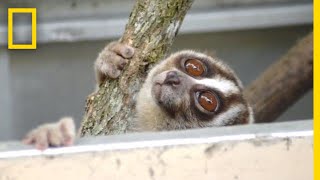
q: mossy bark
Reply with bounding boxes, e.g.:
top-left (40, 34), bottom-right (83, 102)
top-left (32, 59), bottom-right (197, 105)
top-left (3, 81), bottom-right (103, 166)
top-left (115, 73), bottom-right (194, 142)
top-left (80, 0), bottom-right (194, 136)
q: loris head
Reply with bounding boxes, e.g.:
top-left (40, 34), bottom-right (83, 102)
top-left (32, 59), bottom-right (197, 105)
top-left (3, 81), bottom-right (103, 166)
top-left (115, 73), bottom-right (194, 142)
top-left (135, 50), bottom-right (254, 132)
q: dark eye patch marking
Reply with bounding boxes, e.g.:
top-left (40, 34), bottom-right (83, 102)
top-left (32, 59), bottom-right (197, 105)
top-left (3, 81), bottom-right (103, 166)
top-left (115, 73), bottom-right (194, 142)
top-left (188, 84), bottom-right (248, 123)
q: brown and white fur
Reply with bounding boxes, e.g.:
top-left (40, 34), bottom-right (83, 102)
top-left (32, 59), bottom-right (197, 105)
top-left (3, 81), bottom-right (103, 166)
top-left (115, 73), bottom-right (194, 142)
top-left (23, 41), bottom-right (254, 150)
top-left (135, 50), bottom-right (254, 131)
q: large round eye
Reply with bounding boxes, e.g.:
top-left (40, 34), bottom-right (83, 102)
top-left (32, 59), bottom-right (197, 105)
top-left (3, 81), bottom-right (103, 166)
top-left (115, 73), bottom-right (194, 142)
top-left (185, 59), bottom-right (205, 76)
top-left (198, 91), bottom-right (219, 112)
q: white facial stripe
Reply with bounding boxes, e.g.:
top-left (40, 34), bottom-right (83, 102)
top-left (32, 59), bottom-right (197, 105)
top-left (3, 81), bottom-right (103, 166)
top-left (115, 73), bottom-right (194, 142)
top-left (194, 77), bottom-right (240, 95)
top-left (211, 104), bottom-right (245, 126)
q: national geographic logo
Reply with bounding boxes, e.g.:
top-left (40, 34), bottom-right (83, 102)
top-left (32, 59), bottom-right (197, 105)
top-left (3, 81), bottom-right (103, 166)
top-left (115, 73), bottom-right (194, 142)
top-left (7, 8), bottom-right (37, 50)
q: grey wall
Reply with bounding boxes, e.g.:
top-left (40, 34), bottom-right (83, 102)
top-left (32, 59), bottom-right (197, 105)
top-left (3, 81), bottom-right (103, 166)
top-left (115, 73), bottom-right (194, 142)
top-left (0, 49), bottom-right (12, 140)
top-left (0, 25), bottom-right (312, 141)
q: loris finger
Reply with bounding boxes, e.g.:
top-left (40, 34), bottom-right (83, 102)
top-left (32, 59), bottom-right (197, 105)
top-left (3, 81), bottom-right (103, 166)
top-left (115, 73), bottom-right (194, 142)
top-left (34, 129), bottom-right (49, 150)
top-left (95, 51), bottom-right (127, 79)
top-left (58, 117), bottom-right (76, 146)
top-left (22, 131), bottom-right (36, 145)
top-left (109, 42), bottom-right (135, 59)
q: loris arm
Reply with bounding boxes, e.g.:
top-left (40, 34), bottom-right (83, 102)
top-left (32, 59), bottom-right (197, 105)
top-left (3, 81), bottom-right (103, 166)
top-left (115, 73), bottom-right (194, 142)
top-left (22, 42), bottom-right (135, 150)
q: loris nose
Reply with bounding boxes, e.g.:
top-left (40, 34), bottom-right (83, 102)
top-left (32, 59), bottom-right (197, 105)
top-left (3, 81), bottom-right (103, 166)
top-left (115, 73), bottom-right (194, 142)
top-left (164, 71), bottom-right (180, 85)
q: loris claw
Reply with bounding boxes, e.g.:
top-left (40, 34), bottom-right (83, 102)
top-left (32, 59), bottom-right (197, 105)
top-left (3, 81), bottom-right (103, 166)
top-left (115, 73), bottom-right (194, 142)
top-left (22, 117), bottom-right (76, 150)
top-left (94, 41), bottom-right (135, 85)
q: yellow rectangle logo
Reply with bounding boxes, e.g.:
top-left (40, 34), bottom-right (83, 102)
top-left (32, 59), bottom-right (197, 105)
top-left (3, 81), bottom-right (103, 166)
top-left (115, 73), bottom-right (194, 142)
top-left (8, 8), bottom-right (37, 50)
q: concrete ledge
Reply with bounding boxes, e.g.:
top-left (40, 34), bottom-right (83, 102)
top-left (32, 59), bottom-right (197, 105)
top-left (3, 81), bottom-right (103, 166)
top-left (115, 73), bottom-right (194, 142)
top-left (0, 120), bottom-right (313, 179)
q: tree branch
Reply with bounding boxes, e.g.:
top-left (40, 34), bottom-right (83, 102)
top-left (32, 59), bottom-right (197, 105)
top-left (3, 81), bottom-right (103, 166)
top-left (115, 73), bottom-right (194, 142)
top-left (244, 32), bottom-right (313, 123)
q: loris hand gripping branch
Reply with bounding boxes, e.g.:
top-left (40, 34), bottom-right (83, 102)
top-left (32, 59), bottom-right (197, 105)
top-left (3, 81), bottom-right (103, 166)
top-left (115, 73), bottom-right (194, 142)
top-left (23, 41), bottom-right (254, 150)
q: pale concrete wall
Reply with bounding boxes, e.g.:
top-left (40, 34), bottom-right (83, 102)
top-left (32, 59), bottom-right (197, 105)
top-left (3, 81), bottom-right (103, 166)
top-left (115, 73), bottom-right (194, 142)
top-left (0, 121), bottom-right (313, 180)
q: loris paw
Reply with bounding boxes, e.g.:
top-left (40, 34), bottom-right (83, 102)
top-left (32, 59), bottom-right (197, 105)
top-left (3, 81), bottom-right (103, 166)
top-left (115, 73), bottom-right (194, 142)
top-left (22, 117), bottom-right (76, 150)
top-left (95, 41), bottom-right (135, 84)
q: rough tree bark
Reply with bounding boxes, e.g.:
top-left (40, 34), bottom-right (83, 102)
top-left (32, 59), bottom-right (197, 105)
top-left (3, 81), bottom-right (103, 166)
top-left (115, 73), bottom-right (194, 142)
top-left (80, 0), bottom-right (194, 136)
top-left (244, 32), bottom-right (313, 123)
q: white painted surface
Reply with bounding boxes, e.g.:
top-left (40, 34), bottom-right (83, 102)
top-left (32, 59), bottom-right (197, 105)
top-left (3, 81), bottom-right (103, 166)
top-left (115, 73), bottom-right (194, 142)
top-left (0, 121), bottom-right (313, 180)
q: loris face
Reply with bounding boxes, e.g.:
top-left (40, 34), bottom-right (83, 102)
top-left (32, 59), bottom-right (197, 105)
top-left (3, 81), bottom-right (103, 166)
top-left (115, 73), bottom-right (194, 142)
top-left (136, 51), bottom-right (254, 131)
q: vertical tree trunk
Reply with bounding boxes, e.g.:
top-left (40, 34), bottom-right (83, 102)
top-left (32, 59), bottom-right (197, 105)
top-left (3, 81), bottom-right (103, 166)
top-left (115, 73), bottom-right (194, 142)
top-left (80, 0), bottom-right (194, 136)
